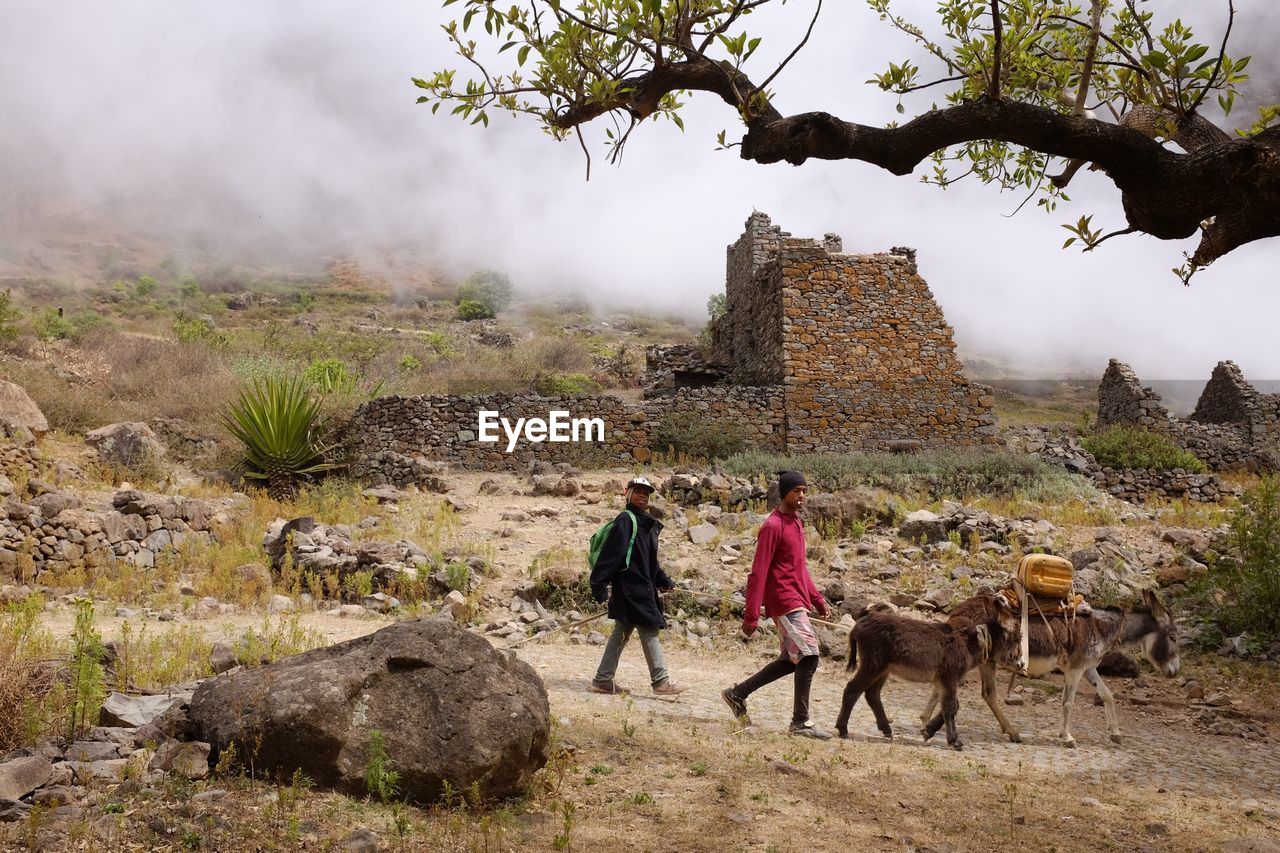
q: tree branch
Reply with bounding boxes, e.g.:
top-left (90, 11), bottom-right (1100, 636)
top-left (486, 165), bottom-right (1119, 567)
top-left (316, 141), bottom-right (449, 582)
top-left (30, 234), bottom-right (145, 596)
top-left (989, 0), bottom-right (1002, 100)
top-left (1188, 0), bottom-right (1235, 115)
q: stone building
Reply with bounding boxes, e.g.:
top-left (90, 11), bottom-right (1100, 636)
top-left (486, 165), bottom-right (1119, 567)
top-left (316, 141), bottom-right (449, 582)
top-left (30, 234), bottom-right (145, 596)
top-left (646, 211), bottom-right (997, 453)
top-left (349, 212), bottom-right (998, 478)
top-left (1097, 359), bottom-right (1280, 472)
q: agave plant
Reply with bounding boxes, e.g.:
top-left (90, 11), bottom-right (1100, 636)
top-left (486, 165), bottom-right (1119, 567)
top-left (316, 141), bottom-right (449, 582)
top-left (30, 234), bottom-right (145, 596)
top-left (221, 375), bottom-right (336, 499)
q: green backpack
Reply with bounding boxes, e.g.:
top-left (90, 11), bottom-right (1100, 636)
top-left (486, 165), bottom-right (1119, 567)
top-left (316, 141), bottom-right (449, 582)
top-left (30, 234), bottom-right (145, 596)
top-left (587, 510), bottom-right (639, 572)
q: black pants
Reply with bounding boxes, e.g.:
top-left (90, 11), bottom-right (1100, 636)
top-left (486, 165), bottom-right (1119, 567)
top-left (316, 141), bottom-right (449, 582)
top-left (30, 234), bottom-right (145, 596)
top-left (732, 653), bottom-right (820, 726)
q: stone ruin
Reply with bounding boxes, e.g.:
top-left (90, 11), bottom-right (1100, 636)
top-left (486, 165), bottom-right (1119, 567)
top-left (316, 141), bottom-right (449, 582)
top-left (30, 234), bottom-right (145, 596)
top-left (349, 212), bottom-right (997, 478)
top-left (645, 211), bottom-right (998, 453)
top-left (1098, 359), bottom-right (1280, 472)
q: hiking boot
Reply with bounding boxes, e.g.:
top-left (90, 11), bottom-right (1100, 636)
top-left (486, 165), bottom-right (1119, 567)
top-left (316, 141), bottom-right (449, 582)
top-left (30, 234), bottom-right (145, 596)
top-left (589, 680), bottom-right (629, 695)
top-left (788, 720), bottom-right (832, 740)
top-left (652, 679), bottom-right (689, 697)
top-left (721, 687), bottom-right (750, 724)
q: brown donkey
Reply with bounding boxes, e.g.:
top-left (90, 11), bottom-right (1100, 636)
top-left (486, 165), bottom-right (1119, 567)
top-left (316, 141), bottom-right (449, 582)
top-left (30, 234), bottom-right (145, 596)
top-left (920, 588), bottom-right (1181, 747)
top-left (834, 601), bottom-right (1017, 750)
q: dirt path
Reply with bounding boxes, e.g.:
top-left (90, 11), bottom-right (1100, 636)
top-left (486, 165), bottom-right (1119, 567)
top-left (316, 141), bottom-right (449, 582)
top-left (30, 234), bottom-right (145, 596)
top-left (517, 636), bottom-right (1280, 803)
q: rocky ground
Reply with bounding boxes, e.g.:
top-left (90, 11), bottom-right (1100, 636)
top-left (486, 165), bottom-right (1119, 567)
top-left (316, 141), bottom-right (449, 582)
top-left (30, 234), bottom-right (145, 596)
top-left (3, 461), bottom-right (1279, 851)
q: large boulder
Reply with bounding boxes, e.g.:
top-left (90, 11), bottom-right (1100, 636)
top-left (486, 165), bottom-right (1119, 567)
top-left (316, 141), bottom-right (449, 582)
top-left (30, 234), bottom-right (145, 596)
top-left (85, 422), bottom-right (167, 469)
top-left (0, 381), bottom-right (47, 437)
top-left (186, 619), bottom-right (549, 803)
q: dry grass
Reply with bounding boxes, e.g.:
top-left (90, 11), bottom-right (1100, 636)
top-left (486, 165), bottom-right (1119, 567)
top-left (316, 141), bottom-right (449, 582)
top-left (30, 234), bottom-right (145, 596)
top-left (0, 595), bottom-right (64, 752)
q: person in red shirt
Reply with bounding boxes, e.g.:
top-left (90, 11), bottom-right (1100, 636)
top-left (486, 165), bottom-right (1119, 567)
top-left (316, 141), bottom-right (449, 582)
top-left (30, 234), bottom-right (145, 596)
top-left (722, 470), bottom-right (832, 738)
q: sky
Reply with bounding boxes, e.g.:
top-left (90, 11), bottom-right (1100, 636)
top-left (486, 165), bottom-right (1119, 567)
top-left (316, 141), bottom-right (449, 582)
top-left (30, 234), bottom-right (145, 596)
top-left (1, 0), bottom-right (1277, 381)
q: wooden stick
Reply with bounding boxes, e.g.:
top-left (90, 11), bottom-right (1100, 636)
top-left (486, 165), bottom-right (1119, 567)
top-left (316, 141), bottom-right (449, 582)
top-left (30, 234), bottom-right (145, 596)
top-left (505, 611), bottom-right (607, 648)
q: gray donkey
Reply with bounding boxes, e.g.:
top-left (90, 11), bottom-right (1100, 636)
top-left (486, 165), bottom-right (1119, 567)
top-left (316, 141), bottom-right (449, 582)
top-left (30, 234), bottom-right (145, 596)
top-left (920, 588), bottom-right (1181, 747)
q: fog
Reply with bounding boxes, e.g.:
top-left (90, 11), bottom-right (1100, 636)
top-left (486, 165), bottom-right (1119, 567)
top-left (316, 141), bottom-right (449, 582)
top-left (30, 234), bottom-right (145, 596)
top-left (1, 0), bottom-right (1277, 382)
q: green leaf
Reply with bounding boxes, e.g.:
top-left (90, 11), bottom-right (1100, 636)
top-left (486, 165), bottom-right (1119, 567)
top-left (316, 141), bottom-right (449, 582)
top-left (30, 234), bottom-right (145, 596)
top-left (518, 44), bottom-right (531, 66)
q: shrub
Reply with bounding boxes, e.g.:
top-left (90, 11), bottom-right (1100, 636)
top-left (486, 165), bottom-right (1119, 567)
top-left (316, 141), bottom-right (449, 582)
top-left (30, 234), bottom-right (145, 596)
top-left (1202, 476), bottom-right (1280, 640)
top-left (535, 372), bottom-right (600, 395)
top-left (302, 358), bottom-right (356, 394)
top-left (68, 310), bottom-right (113, 340)
top-left (135, 276), bottom-right (158, 298)
top-left (398, 354), bottom-right (422, 373)
top-left (173, 313), bottom-right (225, 347)
top-left (0, 290), bottom-right (21, 341)
top-left (651, 411), bottom-right (748, 461)
top-left (33, 308), bottom-right (74, 341)
top-left (722, 449), bottom-right (1094, 502)
top-left (457, 299), bottom-right (495, 321)
top-left (221, 375), bottom-right (337, 498)
top-left (1081, 425), bottom-right (1207, 472)
top-left (457, 269), bottom-right (514, 314)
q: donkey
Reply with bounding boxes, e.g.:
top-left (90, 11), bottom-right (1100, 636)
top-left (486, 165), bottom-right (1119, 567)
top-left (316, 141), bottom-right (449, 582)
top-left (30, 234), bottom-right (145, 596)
top-left (834, 600), bottom-right (1017, 750)
top-left (920, 588), bottom-right (1181, 747)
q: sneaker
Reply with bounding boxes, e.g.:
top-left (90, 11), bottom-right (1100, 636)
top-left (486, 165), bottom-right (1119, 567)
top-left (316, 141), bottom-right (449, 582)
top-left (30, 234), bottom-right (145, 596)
top-left (589, 680), bottom-right (629, 695)
top-left (788, 720), bottom-right (832, 740)
top-left (652, 679), bottom-right (689, 697)
top-left (721, 687), bottom-right (750, 724)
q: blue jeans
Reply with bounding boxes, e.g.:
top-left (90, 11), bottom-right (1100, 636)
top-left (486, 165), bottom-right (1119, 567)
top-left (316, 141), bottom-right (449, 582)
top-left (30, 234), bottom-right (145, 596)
top-left (593, 621), bottom-right (669, 687)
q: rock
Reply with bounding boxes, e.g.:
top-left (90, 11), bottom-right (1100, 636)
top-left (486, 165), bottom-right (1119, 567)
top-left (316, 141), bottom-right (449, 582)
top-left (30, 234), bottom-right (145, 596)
top-left (586, 631), bottom-right (606, 646)
top-left (210, 642), bottom-right (237, 674)
top-left (268, 594), bottom-right (296, 614)
top-left (444, 494), bottom-right (475, 513)
top-left (0, 380), bottom-right (48, 437)
top-left (99, 691), bottom-right (192, 729)
top-left (1155, 563), bottom-right (1191, 586)
top-left (362, 487), bottom-right (402, 504)
top-left (0, 799), bottom-right (31, 823)
top-left (0, 754), bottom-right (53, 800)
top-left (28, 490), bottom-right (80, 517)
top-left (342, 827), bottom-right (385, 852)
top-left (64, 742), bottom-right (120, 762)
top-left (85, 422), bottom-right (167, 469)
top-left (69, 759), bottom-right (129, 783)
top-left (150, 741), bottom-right (211, 780)
top-left (1096, 651), bottom-right (1140, 678)
top-left (31, 786), bottom-right (77, 807)
top-left (688, 523), bottom-right (719, 546)
top-left (235, 563), bottom-right (273, 597)
top-left (898, 510), bottom-right (948, 544)
top-left (444, 590), bottom-right (468, 621)
top-left (186, 619), bottom-right (550, 803)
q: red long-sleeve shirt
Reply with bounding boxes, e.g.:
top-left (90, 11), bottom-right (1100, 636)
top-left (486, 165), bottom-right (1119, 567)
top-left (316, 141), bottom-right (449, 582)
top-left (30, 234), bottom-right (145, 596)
top-left (743, 508), bottom-right (824, 629)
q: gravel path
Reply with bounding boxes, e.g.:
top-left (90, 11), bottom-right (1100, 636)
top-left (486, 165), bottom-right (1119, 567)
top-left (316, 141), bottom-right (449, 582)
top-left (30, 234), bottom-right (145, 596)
top-left (516, 635), bottom-right (1280, 808)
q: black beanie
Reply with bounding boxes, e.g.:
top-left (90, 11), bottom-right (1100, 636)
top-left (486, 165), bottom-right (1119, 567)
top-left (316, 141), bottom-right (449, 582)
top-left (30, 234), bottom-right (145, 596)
top-left (778, 470), bottom-right (807, 498)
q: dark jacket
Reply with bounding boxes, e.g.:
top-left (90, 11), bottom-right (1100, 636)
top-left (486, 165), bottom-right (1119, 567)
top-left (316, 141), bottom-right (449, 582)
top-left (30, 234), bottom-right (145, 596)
top-left (589, 508), bottom-right (673, 628)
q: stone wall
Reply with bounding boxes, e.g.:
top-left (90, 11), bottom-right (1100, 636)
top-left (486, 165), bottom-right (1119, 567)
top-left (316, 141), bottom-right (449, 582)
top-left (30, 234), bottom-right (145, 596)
top-left (1098, 359), bottom-right (1278, 472)
top-left (2, 459), bottom-right (230, 582)
top-left (348, 394), bottom-right (649, 479)
top-left (643, 344), bottom-right (729, 396)
top-left (645, 386), bottom-right (786, 451)
top-left (348, 387), bottom-right (789, 478)
top-left (777, 246), bottom-right (997, 451)
top-left (1092, 468), bottom-right (1227, 504)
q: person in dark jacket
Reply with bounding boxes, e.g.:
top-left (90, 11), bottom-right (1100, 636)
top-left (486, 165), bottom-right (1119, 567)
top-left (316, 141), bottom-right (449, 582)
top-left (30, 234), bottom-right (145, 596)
top-left (588, 476), bottom-right (688, 697)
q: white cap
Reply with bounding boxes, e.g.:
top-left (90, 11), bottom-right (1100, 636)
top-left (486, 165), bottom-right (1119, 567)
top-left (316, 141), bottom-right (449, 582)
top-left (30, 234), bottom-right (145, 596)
top-left (626, 476), bottom-right (656, 493)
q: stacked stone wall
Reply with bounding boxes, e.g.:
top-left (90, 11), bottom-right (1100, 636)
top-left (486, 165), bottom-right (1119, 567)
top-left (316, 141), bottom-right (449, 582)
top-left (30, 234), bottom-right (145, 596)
top-left (348, 394), bottom-right (649, 476)
top-left (645, 386), bottom-right (786, 451)
top-left (1097, 359), bottom-right (1277, 472)
top-left (778, 248), bottom-right (997, 451)
top-left (2, 474), bottom-right (229, 582)
top-left (1092, 468), bottom-right (1227, 503)
top-left (349, 387), bottom-right (791, 478)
